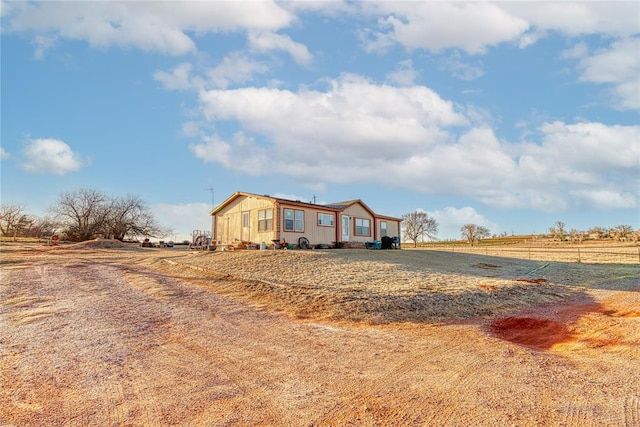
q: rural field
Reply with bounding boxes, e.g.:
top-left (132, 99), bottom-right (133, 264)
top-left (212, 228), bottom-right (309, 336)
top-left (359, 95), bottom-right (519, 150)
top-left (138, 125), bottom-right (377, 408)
top-left (1, 240), bottom-right (639, 426)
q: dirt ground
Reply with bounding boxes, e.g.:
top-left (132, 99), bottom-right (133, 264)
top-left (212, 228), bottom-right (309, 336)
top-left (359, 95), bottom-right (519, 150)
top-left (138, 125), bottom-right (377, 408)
top-left (1, 241), bottom-right (639, 426)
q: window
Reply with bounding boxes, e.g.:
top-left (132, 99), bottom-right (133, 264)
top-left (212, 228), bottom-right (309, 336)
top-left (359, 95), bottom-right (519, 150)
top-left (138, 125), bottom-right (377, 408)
top-left (284, 209), bottom-right (304, 232)
top-left (317, 213), bottom-right (334, 227)
top-left (381, 221), bottom-right (388, 237)
top-left (242, 212), bottom-right (250, 228)
top-left (258, 209), bottom-right (273, 232)
top-left (355, 218), bottom-right (371, 236)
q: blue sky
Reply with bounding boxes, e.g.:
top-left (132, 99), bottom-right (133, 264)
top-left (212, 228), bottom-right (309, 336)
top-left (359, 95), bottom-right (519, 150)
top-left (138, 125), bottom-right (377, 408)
top-left (1, 1), bottom-right (639, 241)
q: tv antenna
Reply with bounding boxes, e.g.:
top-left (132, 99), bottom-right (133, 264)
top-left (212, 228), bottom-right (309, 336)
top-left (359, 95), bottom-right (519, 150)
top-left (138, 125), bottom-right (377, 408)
top-left (204, 187), bottom-right (215, 209)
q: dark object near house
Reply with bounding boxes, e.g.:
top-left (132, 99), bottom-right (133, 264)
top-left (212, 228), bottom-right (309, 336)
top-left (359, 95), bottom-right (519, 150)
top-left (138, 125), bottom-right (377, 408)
top-left (141, 238), bottom-right (153, 248)
top-left (298, 237), bottom-right (310, 249)
top-left (381, 236), bottom-right (394, 249)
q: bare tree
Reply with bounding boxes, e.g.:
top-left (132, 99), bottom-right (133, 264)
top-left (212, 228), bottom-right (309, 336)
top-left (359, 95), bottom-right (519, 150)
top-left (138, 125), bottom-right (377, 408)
top-left (402, 211), bottom-right (438, 248)
top-left (611, 224), bottom-right (633, 241)
top-left (460, 224), bottom-right (490, 246)
top-left (50, 188), bottom-right (111, 241)
top-left (548, 221), bottom-right (566, 241)
top-left (0, 203), bottom-right (29, 241)
top-left (49, 188), bottom-right (170, 242)
top-left (105, 194), bottom-right (169, 240)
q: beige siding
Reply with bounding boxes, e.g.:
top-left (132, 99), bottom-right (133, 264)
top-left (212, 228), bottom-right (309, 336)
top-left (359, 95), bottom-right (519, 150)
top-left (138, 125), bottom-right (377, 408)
top-left (342, 204), bottom-right (374, 242)
top-left (214, 195), bottom-right (276, 245)
top-left (279, 204), bottom-right (337, 246)
top-left (377, 218), bottom-right (401, 239)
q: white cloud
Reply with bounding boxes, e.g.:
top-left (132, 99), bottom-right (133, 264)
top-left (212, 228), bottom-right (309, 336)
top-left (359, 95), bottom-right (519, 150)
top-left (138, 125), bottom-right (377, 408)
top-left (3, 1), bottom-right (294, 56)
top-left (189, 75), bottom-right (638, 211)
top-left (386, 60), bottom-right (419, 86)
top-left (429, 206), bottom-right (499, 240)
top-left (206, 52), bottom-right (270, 89)
top-left (439, 53), bottom-right (485, 81)
top-left (248, 31), bottom-right (313, 66)
top-left (31, 34), bottom-right (57, 60)
top-left (576, 37), bottom-right (640, 110)
top-left (359, 2), bottom-right (638, 55)
top-left (189, 132), bottom-right (269, 176)
top-left (504, 2), bottom-right (640, 38)
top-left (153, 202), bottom-right (212, 241)
top-left (20, 138), bottom-right (87, 175)
top-left (154, 62), bottom-right (197, 91)
top-left (0, 147), bottom-right (9, 160)
top-left (360, 2), bottom-right (529, 54)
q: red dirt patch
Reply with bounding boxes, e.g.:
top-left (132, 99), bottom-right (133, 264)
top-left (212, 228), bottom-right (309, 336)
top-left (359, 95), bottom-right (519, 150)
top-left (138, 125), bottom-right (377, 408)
top-left (489, 317), bottom-right (570, 350)
top-left (478, 284), bottom-right (497, 291)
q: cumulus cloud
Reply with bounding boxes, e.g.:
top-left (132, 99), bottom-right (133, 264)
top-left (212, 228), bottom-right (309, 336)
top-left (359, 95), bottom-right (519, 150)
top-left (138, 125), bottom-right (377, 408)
top-left (188, 75), bottom-right (638, 212)
top-left (3, 1), bottom-right (294, 56)
top-left (155, 54), bottom-right (270, 91)
top-left (0, 147), bottom-right (9, 160)
top-left (386, 60), bottom-right (419, 86)
top-left (360, 2), bottom-right (529, 54)
top-left (248, 31), bottom-right (313, 66)
top-left (576, 37), bottom-right (640, 110)
top-left (429, 206), bottom-right (499, 240)
top-left (20, 138), bottom-right (87, 175)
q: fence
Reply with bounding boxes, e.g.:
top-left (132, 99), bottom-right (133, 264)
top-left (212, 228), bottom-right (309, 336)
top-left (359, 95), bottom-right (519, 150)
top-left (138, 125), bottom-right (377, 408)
top-left (415, 244), bottom-right (640, 264)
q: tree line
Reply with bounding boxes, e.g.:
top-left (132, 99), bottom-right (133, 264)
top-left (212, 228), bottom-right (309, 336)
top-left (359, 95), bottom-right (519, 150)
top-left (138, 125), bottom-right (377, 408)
top-left (401, 211), bottom-right (638, 247)
top-left (0, 188), bottom-right (170, 242)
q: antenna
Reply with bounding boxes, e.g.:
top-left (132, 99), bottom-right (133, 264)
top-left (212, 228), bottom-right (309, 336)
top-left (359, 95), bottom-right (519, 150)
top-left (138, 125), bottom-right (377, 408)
top-left (204, 187), bottom-right (215, 209)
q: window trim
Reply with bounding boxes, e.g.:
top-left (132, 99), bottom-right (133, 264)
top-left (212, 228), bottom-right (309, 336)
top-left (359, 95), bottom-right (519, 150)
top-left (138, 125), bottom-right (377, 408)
top-left (380, 220), bottom-right (388, 237)
top-left (317, 212), bottom-right (335, 227)
top-left (284, 208), bottom-right (305, 232)
top-left (354, 217), bottom-right (371, 237)
top-left (258, 209), bottom-right (273, 232)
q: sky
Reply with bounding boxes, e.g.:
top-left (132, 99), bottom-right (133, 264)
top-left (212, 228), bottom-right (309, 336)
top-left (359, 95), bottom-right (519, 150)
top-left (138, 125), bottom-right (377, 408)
top-left (1, 1), bottom-right (639, 242)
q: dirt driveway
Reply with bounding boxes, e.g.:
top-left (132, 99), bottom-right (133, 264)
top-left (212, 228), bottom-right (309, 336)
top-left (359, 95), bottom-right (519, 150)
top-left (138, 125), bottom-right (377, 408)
top-left (1, 243), bottom-right (639, 426)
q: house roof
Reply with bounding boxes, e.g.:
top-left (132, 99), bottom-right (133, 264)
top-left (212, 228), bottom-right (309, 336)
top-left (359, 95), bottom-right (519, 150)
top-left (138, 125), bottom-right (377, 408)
top-left (210, 191), bottom-right (401, 221)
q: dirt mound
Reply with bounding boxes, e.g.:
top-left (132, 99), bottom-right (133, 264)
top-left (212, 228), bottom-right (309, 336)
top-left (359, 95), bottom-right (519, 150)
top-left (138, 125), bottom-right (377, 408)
top-left (58, 239), bottom-right (135, 250)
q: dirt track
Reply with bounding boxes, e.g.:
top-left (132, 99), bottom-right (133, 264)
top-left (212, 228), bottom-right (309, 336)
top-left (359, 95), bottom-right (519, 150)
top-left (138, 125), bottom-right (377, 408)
top-left (1, 243), bottom-right (639, 426)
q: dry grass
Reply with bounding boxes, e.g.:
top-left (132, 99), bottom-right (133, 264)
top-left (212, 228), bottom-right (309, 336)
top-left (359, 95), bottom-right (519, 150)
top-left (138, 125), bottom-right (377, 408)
top-left (151, 248), bottom-right (639, 324)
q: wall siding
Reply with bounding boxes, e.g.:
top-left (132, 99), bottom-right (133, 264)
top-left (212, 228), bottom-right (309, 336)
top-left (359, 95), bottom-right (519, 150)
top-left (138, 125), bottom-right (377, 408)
top-left (215, 196), bottom-right (275, 245)
top-left (279, 204), bottom-right (337, 246)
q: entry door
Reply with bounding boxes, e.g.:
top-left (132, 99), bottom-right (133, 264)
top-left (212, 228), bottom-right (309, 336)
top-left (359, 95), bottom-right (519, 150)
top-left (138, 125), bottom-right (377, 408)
top-left (242, 211), bottom-right (250, 241)
top-left (341, 215), bottom-right (350, 242)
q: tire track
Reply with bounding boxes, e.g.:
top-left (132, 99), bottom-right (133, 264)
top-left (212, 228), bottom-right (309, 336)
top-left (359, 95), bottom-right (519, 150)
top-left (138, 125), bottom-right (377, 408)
top-left (625, 395), bottom-right (639, 427)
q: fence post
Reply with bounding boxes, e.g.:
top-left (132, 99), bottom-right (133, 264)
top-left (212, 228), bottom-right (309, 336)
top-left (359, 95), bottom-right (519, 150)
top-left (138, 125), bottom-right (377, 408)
top-left (577, 247), bottom-right (581, 263)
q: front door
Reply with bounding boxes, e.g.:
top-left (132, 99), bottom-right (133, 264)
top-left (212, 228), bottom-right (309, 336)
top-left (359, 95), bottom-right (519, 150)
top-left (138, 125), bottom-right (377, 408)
top-left (242, 211), bottom-right (250, 241)
top-left (341, 215), bottom-right (350, 242)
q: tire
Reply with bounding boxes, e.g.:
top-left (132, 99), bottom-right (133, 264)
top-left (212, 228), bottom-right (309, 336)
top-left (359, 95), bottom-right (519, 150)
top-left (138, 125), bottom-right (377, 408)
top-left (298, 237), bottom-right (310, 249)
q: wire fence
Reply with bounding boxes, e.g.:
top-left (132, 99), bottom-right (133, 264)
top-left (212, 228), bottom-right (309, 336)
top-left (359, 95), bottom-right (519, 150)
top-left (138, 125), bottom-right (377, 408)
top-left (414, 244), bottom-right (640, 264)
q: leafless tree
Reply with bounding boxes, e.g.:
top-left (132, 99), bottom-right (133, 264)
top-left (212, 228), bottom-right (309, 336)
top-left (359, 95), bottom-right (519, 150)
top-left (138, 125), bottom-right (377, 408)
top-left (548, 221), bottom-right (566, 241)
top-left (104, 194), bottom-right (169, 240)
top-left (402, 211), bottom-right (438, 248)
top-left (49, 188), bottom-right (170, 242)
top-left (611, 224), bottom-right (633, 241)
top-left (50, 188), bottom-right (110, 241)
top-left (460, 224), bottom-right (490, 246)
top-left (0, 203), bottom-right (29, 241)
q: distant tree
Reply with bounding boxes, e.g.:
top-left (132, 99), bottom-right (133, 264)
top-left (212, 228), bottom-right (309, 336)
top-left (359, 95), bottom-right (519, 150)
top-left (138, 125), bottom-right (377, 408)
top-left (0, 203), bottom-right (29, 241)
top-left (611, 224), bottom-right (633, 241)
top-left (50, 188), bottom-right (110, 241)
top-left (588, 226), bottom-right (607, 240)
top-left (568, 229), bottom-right (585, 244)
top-left (49, 188), bottom-right (170, 242)
top-left (402, 211), bottom-right (439, 248)
top-left (549, 221), bottom-right (566, 241)
top-left (460, 224), bottom-right (490, 246)
top-left (104, 194), bottom-right (169, 240)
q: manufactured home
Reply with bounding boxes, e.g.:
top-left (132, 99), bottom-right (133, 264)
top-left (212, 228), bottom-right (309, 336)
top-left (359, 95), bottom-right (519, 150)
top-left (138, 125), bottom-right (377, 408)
top-left (210, 191), bottom-right (401, 249)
